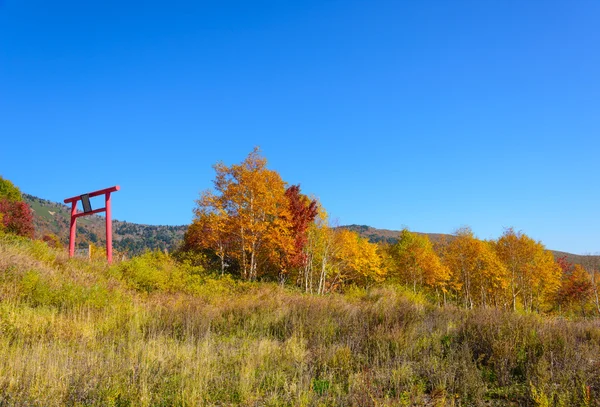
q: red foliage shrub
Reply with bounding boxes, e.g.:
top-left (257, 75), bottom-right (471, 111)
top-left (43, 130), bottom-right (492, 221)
top-left (42, 234), bottom-right (63, 248)
top-left (0, 199), bottom-right (34, 239)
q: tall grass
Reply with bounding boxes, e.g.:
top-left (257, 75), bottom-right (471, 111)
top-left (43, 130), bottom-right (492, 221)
top-left (1, 232), bottom-right (599, 406)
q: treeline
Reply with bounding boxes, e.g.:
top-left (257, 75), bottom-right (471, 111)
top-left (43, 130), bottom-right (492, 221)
top-left (78, 223), bottom-right (185, 256)
top-left (389, 227), bottom-right (600, 315)
top-left (114, 222), bottom-right (186, 255)
top-left (181, 149), bottom-right (600, 316)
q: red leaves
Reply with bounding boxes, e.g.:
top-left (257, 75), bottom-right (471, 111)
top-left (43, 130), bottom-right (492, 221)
top-left (0, 199), bottom-right (34, 239)
top-left (285, 185), bottom-right (318, 268)
top-left (556, 255), bottom-right (572, 274)
top-left (556, 263), bottom-right (593, 307)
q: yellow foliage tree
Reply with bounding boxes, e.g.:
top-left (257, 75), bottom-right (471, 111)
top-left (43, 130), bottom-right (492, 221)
top-left (592, 269), bottom-right (600, 316)
top-left (296, 207), bottom-right (332, 293)
top-left (332, 229), bottom-right (386, 288)
top-left (389, 229), bottom-right (449, 296)
top-left (581, 256), bottom-right (600, 316)
top-left (442, 228), bottom-right (509, 309)
top-left (495, 228), bottom-right (561, 311)
top-left (300, 212), bottom-right (385, 293)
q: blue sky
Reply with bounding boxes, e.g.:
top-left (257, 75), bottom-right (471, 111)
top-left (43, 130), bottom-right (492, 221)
top-left (1, 1), bottom-right (599, 254)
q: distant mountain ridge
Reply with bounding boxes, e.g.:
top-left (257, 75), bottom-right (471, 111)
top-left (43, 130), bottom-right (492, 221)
top-left (24, 194), bottom-right (187, 255)
top-left (341, 224), bottom-right (448, 245)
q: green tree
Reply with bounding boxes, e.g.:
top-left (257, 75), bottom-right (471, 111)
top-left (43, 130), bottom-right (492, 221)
top-left (0, 176), bottom-right (23, 202)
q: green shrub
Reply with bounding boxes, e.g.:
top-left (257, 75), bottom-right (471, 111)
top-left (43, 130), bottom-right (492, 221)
top-left (0, 176), bottom-right (22, 202)
top-left (116, 250), bottom-right (206, 294)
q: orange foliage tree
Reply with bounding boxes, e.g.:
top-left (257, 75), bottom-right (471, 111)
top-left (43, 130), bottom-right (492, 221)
top-left (555, 261), bottom-right (593, 316)
top-left (186, 148), bottom-right (294, 281)
top-left (185, 149), bottom-right (385, 288)
top-left (184, 191), bottom-right (231, 274)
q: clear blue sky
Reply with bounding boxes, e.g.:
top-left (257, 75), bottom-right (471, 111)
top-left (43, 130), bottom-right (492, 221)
top-left (1, 1), bottom-right (599, 254)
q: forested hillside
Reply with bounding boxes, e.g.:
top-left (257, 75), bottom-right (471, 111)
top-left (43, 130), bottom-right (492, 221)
top-left (24, 194), bottom-right (186, 255)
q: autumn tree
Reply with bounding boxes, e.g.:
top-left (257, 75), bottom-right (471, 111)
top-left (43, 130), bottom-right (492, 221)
top-left (389, 229), bottom-right (449, 296)
top-left (0, 199), bottom-right (34, 239)
top-left (555, 261), bottom-right (593, 316)
top-left (442, 228), bottom-right (509, 309)
top-left (186, 148), bottom-right (293, 281)
top-left (592, 268), bottom-right (600, 316)
top-left (42, 233), bottom-right (63, 248)
top-left (300, 207), bottom-right (333, 293)
top-left (553, 256), bottom-right (572, 311)
top-left (284, 185), bottom-right (318, 273)
top-left (297, 209), bottom-right (386, 294)
top-left (183, 190), bottom-right (233, 274)
top-left (0, 177), bottom-right (34, 239)
top-left (581, 255), bottom-right (600, 316)
top-left (332, 228), bottom-right (386, 288)
top-left (495, 228), bottom-right (561, 312)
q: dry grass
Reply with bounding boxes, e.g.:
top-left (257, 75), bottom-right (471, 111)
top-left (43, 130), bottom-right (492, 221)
top-left (1, 232), bottom-right (599, 406)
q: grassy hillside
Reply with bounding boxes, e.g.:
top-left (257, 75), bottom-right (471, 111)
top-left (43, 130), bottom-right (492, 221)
top-left (24, 194), bottom-right (187, 255)
top-left (1, 232), bottom-right (599, 406)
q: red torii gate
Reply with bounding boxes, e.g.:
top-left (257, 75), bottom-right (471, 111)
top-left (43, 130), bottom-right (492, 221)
top-left (64, 186), bottom-right (120, 263)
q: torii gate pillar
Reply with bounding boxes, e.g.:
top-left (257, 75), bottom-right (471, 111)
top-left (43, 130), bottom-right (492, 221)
top-left (64, 186), bottom-right (120, 263)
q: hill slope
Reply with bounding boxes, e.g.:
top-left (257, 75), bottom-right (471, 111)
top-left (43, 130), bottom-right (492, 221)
top-left (341, 224), bottom-right (448, 245)
top-left (24, 194), bottom-right (187, 255)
